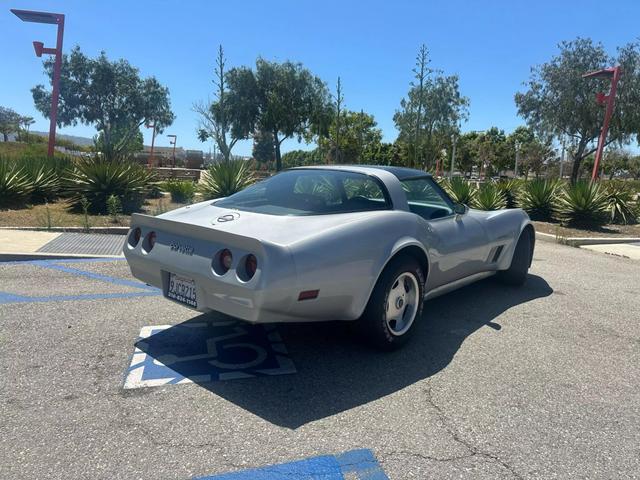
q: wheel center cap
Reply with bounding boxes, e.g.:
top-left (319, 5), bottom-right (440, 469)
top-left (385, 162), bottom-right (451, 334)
top-left (395, 297), bottom-right (404, 309)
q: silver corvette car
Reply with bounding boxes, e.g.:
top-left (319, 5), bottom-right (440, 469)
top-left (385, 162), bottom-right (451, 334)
top-left (124, 165), bottom-right (535, 349)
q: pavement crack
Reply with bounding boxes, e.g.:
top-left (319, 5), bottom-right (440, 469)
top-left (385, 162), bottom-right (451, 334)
top-left (419, 381), bottom-right (525, 479)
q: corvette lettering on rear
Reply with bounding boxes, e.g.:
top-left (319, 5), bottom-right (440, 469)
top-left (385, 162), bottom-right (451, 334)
top-left (170, 242), bottom-right (194, 256)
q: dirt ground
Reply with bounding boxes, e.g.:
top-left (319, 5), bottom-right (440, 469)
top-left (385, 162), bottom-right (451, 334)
top-left (0, 197), bottom-right (187, 228)
top-left (532, 220), bottom-right (640, 238)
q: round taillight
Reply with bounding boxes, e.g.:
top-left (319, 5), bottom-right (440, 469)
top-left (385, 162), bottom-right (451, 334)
top-left (129, 227), bottom-right (141, 247)
top-left (220, 249), bottom-right (232, 273)
top-left (143, 231), bottom-right (156, 254)
top-left (245, 254), bottom-right (257, 279)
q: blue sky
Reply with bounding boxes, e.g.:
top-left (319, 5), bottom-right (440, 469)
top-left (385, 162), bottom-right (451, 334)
top-left (2, 0), bottom-right (639, 155)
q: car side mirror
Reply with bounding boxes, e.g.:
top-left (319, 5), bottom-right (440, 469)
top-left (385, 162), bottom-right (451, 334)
top-left (453, 203), bottom-right (467, 215)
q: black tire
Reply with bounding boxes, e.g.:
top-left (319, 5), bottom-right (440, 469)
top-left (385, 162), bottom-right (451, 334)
top-left (356, 255), bottom-right (425, 350)
top-left (496, 230), bottom-right (532, 286)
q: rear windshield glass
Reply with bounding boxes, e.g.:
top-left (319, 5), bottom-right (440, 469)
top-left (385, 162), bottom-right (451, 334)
top-left (214, 169), bottom-right (391, 215)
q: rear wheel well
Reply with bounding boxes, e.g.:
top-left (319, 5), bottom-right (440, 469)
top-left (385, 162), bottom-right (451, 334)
top-left (389, 245), bottom-right (429, 280)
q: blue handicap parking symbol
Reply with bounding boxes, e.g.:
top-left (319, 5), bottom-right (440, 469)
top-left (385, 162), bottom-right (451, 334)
top-left (124, 318), bottom-right (296, 388)
top-left (194, 449), bottom-right (388, 480)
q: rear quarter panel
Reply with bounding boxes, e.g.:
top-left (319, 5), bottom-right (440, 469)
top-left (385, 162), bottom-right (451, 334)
top-left (286, 210), bottom-right (427, 320)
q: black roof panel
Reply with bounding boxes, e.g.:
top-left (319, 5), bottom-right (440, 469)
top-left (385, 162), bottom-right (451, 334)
top-left (359, 165), bottom-right (432, 180)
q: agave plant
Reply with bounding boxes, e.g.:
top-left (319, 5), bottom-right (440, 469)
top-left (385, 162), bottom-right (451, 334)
top-left (0, 159), bottom-right (33, 207)
top-left (557, 181), bottom-right (609, 227)
top-left (64, 159), bottom-right (155, 214)
top-left (441, 176), bottom-right (477, 205)
top-left (20, 159), bottom-right (61, 203)
top-left (473, 182), bottom-right (507, 210)
top-left (19, 156), bottom-right (73, 203)
top-left (603, 181), bottom-right (637, 225)
top-left (162, 179), bottom-right (197, 204)
top-left (517, 179), bottom-right (560, 221)
top-left (200, 160), bottom-right (255, 199)
top-left (496, 179), bottom-right (521, 209)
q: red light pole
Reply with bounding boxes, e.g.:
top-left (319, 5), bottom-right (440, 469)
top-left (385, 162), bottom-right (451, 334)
top-left (167, 134), bottom-right (177, 168)
top-left (146, 123), bottom-right (157, 167)
top-left (11, 9), bottom-right (65, 158)
top-left (582, 66), bottom-right (622, 181)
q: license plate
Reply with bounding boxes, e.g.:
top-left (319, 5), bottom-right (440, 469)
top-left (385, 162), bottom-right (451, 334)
top-left (166, 273), bottom-right (197, 308)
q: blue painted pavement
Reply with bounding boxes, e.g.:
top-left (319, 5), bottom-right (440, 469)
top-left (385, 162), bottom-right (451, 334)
top-left (195, 449), bottom-right (388, 480)
top-left (0, 258), bottom-right (159, 305)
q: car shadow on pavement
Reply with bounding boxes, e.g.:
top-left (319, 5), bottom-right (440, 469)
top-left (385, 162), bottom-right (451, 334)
top-left (137, 274), bottom-right (552, 429)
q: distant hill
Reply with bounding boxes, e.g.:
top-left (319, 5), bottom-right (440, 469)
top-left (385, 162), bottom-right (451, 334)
top-left (30, 130), bottom-right (95, 147)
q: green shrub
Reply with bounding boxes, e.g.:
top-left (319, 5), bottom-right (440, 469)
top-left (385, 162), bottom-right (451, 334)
top-left (497, 179), bottom-right (521, 208)
top-left (200, 160), bottom-right (255, 199)
top-left (0, 159), bottom-right (33, 207)
top-left (162, 179), bottom-right (196, 203)
top-left (473, 182), bottom-right (507, 210)
top-left (64, 159), bottom-right (154, 214)
top-left (441, 176), bottom-right (476, 205)
top-left (147, 183), bottom-right (164, 199)
top-left (603, 181), bottom-right (637, 225)
top-left (557, 181), bottom-right (609, 228)
top-left (106, 194), bottom-right (123, 223)
top-left (517, 179), bottom-right (560, 221)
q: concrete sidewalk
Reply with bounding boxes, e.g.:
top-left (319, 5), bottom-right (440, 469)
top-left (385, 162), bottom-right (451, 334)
top-left (580, 242), bottom-right (640, 260)
top-left (0, 229), bottom-right (125, 260)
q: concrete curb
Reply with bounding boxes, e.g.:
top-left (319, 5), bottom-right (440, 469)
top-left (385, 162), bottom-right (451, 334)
top-left (535, 230), bottom-right (640, 247)
top-left (0, 226), bottom-right (129, 235)
top-left (0, 252), bottom-right (124, 262)
top-left (535, 231), bottom-right (558, 243)
top-left (563, 237), bottom-right (640, 246)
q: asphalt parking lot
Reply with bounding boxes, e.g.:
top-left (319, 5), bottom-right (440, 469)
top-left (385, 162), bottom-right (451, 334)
top-left (1, 241), bottom-right (639, 479)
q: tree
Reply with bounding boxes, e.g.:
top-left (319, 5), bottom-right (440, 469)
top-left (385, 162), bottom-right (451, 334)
top-left (410, 45), bottom-right (431, 167)
top-left (476, 127), bottom-right (509, 175)
top-left (19, 116), bottom-right (35, 142)
top-left (252, 129), bottom-right (275, 166)
top-left (627, 155), bottom-right (640, 179)
top-left (319, 110), bottom-right (383, 164)
top-left (600, 148), bottom-right (633, 179)
top-left (281, 148), bottom-right (324, 168)
top-left (94, 124), bottom-right (144, 156)
top-left (0, 107), bottom-right (21, 142)
top-left (332, 77), bottom-right (344, 163)
top-left (394, 56), bottom-right (469, 169)
top-left (32, 46), bottom-right (174, 159)
top-left (226, 58), bottom-right (332, 171)
top-left (454, 133), bottom-right (481, 177)
top-left (515, 37), bottom-right (640, 183)
top-left (195, 45), bottom-right (253, 162)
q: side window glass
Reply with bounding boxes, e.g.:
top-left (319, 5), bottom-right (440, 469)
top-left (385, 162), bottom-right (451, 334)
top-left (401, 178), bottom-right (453, 220)
top-left (343, 177), bottom-right (385, 201)
top-left (293, 175), bottom-right (341, 205)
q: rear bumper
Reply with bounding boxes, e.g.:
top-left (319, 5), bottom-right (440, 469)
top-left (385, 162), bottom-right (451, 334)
top-left (126, 256), bottom-right (302, 323)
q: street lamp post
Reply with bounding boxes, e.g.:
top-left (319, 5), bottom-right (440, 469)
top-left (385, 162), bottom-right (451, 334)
top-left (167, 134), bottom-right (177, 168)
top-left (582, 66), bottom-right (622, 181)
top-left (11, 9), bottom-right (65, 158)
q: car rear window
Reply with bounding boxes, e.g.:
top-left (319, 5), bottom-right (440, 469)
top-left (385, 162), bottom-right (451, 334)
top-left (214, 169), bottom-right (391, 215)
